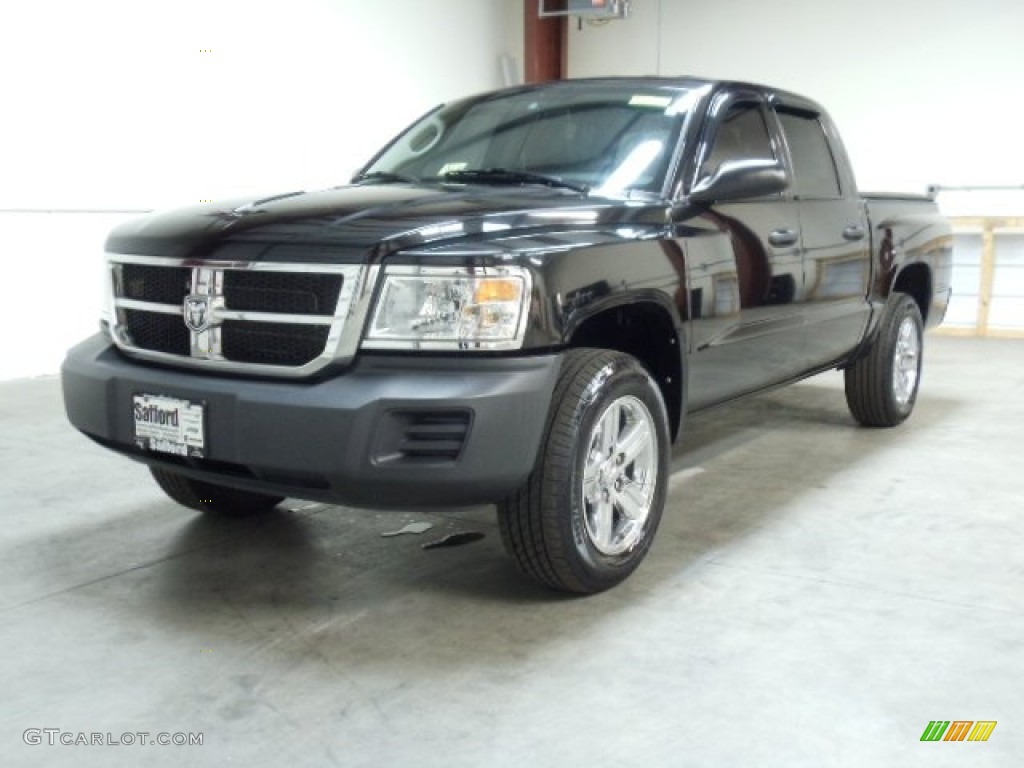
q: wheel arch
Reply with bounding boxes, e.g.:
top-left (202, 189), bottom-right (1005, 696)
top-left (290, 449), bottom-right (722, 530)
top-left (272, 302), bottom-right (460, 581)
top-left (892, 262), bottom-right (933, 324)
top-left (565, 296), bottom-right (686, 441)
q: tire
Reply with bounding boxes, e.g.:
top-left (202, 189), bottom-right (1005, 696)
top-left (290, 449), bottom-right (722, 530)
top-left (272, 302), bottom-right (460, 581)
top-left (498, 349), bottom-right (671, 594)
top-left (149, 467), bottom-right (284, 516)
top-left (844, 293), bottom-right (924, 427)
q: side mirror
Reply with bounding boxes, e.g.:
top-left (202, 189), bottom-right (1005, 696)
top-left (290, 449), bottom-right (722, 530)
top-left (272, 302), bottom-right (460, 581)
top-left (688, 159), bottom-right (788, 204)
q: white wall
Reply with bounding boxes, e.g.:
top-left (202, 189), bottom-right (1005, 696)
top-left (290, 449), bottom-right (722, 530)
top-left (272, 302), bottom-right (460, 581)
top-left (1, 0), bottom-right (523, 210)
top-left (0, 0), bottom-right (524, 380)
top-left (569, 0), bottom-right (1024, 198)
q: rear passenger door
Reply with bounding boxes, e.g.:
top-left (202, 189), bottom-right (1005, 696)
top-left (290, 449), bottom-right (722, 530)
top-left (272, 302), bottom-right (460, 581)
top-left (774, 106), bottom-right (871, 366)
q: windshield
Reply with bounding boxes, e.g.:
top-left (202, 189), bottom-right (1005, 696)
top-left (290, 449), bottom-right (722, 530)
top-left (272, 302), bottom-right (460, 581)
top-left (360, 82), bottom-right (695, 198)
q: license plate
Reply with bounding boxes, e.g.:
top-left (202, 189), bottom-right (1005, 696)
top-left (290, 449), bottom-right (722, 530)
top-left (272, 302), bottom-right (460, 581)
top-left (133, 394), bottom-right (206, 458)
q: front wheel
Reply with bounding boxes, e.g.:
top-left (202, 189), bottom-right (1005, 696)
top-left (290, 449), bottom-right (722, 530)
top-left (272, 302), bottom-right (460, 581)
top-left (498, 349), bottom-right (670, 594)
top-left (844, 293), bottom-right (924, 427)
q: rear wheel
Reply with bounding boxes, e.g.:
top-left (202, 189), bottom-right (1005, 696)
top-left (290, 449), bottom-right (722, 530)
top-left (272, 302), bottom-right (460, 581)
top-left (498, 349), bottom-right (670, 594)
top-left (149, 467), bottom-right (284, 516)
top-left (844, 293), bottom-right (924, 427)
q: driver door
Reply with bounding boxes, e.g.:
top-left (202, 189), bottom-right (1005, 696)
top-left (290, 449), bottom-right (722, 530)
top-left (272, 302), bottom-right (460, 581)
top-left (680, 92), bottom-right (806, 410)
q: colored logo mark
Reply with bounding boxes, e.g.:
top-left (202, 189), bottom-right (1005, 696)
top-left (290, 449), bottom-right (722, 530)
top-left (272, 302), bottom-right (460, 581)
top-left (920, 721), bottom-right (997, 742)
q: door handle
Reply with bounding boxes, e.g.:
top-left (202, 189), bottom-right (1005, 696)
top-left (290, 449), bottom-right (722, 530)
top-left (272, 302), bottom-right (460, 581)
top-left (843, 224), bottom-right (866, 241)
top-left (769, 228), bottom-right (799, 247)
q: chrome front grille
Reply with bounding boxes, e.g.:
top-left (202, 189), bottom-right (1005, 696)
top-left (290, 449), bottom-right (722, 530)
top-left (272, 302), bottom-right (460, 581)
top-left (220, 319), bottom-right (330, 366)
top-left (222, 271), bottom-right (342, 315)
top-left (107, 255), bottom-right (372, 376)
top-left (123, 309), bottom-right (191, 356)
top-left (122, 264), bottom-right (192, 304)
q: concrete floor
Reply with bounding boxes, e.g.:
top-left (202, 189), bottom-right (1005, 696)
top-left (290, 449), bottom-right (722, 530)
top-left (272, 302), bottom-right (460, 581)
top-left (0, 336), bottom-right (1021, 767)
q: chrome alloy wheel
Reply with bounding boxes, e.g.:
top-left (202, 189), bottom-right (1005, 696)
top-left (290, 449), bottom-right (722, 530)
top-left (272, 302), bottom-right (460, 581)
top-left (892, 316), bottom-right (921, 407)
top-left (581, 395), bottom-right (659, 556)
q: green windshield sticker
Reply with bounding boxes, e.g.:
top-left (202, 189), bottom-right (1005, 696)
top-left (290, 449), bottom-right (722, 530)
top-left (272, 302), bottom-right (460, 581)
top-left (629, 94), bottom-right (672, 108)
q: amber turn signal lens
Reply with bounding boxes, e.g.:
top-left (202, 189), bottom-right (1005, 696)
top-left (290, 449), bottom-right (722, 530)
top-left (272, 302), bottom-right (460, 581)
top-left (474, 278), bottom-right (522, 303)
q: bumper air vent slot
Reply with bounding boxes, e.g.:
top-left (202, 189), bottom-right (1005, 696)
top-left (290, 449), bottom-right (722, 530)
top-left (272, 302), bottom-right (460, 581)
top-left (374, 409), bottom-right (473, 465)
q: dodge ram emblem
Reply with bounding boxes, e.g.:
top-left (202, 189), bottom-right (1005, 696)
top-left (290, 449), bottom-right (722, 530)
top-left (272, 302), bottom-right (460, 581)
top-left (183, 295), bottom-right (211, 333)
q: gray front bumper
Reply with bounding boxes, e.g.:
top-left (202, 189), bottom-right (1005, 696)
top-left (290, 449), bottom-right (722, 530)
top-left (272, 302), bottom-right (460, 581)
top-left (62, 335), bottom-right (561, 507)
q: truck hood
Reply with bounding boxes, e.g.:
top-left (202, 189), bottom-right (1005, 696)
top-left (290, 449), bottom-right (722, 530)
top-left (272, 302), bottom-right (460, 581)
top-left (106, 184), bottom-right (669, 262)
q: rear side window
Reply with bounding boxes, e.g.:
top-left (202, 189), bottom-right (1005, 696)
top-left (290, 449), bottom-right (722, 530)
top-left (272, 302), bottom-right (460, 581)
top-left (777, 110), bottom-right (841, 198)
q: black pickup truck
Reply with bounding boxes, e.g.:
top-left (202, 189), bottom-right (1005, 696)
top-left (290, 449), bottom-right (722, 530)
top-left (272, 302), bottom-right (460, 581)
top-left (62, 77), bottom-right (952, 593)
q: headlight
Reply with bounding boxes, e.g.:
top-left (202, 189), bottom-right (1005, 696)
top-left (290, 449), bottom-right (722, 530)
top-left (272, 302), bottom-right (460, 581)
top-left (362, 265), bottom-right (531, 350)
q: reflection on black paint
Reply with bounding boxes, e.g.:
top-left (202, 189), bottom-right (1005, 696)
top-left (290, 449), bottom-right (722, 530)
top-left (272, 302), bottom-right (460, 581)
top-left (563, 280), bottom-right (611, 316)
top-left (701, 210), bottom-right (787, 309)
top-left (766, 274), bottom-right (796, 305)
top-left (689, 288), bottom-right (703, 320)
top-left (657, 239), bottom-right (689, 320)
top-left (875, 226), bottom-right (896, 294)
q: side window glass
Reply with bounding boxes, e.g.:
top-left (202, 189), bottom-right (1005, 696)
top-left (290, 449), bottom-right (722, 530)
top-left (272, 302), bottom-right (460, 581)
top-left (777, 110), bottom-right (841, 198)
top-left (700, 102), bottom-right (775, 180)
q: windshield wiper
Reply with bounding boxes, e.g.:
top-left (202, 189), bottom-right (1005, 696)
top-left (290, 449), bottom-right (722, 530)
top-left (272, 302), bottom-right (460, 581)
top-left (352, 170), bottom-right (424, 185)
top-left (442, 168), bottom-right (589, 196)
